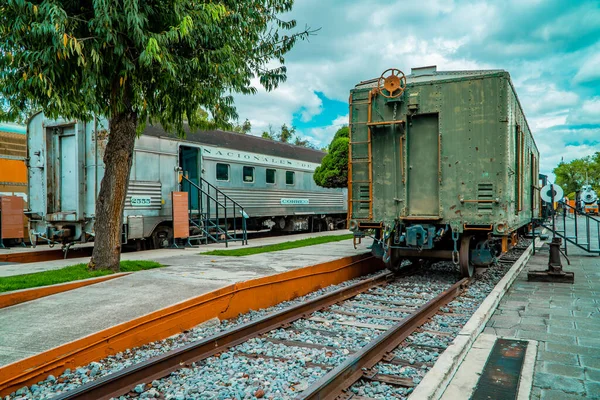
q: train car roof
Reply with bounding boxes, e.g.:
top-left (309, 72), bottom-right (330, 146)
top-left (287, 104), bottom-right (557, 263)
top-left (143, 124), bottom-right (326, 164)
top-left (355, 66), bottom-right (508, 89)
top-left (0, 122), bottom-right (26, 135)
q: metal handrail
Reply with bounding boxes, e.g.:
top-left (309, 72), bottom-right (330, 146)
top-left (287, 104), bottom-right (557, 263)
top-left (532, 185), bottom-right (600, 255)
top-left (181, 175), bottom-right (248, 246)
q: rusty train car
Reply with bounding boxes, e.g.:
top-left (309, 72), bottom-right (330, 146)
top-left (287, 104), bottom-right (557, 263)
top-left (0, 122), bottom-right (28, 245)
top-left (348, 66), bottom-right (539, 277)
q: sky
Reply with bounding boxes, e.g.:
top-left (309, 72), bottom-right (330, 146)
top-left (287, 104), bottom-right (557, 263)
top-left (233, 0), bottom-right (600, 181)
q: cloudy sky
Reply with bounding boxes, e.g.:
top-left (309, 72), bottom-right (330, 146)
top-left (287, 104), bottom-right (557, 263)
top-left (234, 0), bottom-right (600, 180)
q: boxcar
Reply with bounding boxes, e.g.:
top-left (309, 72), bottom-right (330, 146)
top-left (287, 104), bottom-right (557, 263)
top-left (0, 122), bottom-right (28, 244)
top-left (27, 113), bottom-right (347, 248)
top-left (348, 66), bottom-right (539, 277)
top-left (0, 123), bottom-right (27, 200)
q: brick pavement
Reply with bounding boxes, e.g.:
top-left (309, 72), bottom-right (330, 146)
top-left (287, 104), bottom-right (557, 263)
top-left (484, 217), bottom-right (600, 399)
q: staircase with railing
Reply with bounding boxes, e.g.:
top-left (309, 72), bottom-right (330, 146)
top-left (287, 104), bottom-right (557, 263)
top-left (181, 175), bottom-right (248, 247)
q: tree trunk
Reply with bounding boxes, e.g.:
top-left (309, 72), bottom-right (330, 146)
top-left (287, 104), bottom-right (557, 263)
top-left (88, 110), bottom-right (138, 272)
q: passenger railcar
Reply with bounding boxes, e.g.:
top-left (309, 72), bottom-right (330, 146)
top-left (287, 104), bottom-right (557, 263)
top-left (348, 66), bottom-right (539, 277)
top-left (26, 112), bottom-right (347, 248)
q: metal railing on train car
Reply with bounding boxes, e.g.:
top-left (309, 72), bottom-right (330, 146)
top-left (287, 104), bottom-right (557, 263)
top-left (180, 175), bottom-right (248, 247)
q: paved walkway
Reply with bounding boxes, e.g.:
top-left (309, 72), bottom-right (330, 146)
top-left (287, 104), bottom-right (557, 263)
top-left (0, 230), bottom-right (369, 366)
top-left (0, 230), bottom-right (352, 277)
top-left (483, 217), bottom-right (600, 399)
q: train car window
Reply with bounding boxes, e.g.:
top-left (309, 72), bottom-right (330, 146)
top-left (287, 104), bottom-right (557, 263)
top-left (216, 163), bottom-right (229, 181)
top-left (286, 171), bottom-right (295, 185)
top-left (266, 168), bottom-right (276, 184)
top-left (243, 166), bottom-right (254, 183)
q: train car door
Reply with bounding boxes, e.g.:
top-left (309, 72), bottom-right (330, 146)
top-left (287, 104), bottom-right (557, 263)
top-left (27, 113), bottom-right (46, 216)
top-left (45, 124), bottom-right (81, 216)
top-left (406, 114), bottom-right (440, 216)
top-left (179, 146), bottom-right (200, 210)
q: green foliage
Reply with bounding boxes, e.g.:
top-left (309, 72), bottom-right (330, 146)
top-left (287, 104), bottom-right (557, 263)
top-left (200, 234), bottom-right (353, 256)
top-left (313, 126), bottom-right (349, 188)
top-left (260, 123), bottom-right (315, 148)
top-left (279, 123), bottom-right (294, 143)
top-left (0, 0), bottom-right (313, 134)
top-left (329, 126), bottom-right (349, 144)
top-left (0, 260), bottom-right (163, 293)
top-left (232, 119), bottom-right (252, 134)
top-left (553, 152), bottom-right (600, 195)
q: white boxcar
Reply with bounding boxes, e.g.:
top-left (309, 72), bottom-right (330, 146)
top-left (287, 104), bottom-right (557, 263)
top-left (27, 112), bottom-right (347, 247)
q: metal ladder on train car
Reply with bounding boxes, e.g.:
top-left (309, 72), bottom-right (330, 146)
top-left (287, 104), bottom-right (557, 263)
top-left (181, 175), bottom-right (248, 247)
top-left (348, 91), bottom-right (374, 221)
top-left (532, 188), bottom-right (600, 255)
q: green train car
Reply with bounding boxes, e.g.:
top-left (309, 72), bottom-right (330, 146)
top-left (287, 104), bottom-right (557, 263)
top-left (348, 66), bottom-right (539, 277)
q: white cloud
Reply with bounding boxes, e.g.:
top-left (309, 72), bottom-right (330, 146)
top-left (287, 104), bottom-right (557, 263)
top-left (303, 114), bottom-right (349, 148)
top-left (567, 98), bottom-right (600, 125)
top-left (518, 83), bottom-right (579, 116)
top-left (574, 52), bottom-right (600, 84)
top-left (234, 78), bottom-right (322, 134)
top-left (230, 0), bottom-right (599, 180)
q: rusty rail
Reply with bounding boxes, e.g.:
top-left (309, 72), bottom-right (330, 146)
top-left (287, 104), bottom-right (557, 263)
top-left (51, 270), bottom-right (394, 400)
top-left (298, 277), bottom-right (469, 400)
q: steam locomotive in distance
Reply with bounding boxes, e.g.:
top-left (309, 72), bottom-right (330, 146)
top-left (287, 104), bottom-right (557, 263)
top-left (578, 185), bottom-right (599, 215)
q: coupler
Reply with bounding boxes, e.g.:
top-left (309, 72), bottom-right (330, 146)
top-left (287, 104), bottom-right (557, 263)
top-left (528, 237), bottom-right (574, 283)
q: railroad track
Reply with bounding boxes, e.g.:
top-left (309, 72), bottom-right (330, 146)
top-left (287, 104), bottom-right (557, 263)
top-left (48, 268), bottom-right (467, 400)
top-left (8, 240), bottom-right (529, 400)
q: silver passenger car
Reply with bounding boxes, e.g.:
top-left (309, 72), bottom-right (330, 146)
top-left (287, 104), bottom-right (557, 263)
top-left (26, 112), bottom-right (347, 247)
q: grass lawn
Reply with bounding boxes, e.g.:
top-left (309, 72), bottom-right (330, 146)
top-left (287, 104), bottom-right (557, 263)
top-left (200, 234), bottom-right (354, 256)
top-left (0, 260), bottom-right (163, 293)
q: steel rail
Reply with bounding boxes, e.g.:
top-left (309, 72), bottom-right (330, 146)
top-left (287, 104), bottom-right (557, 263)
top-left (52, 270), bottom-right (394, 400)
top-left (298, 277), bottom-right (469, 400)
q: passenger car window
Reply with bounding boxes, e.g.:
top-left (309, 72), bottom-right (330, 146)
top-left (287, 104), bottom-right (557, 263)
top-left (243, 166), bottom-right (254, 183)
top-left (216, 163), bottom-right (229, 181)
top-left (266, 168), bottom-right (276, 184)
top-left (286, 171), bottom-right (295, 185)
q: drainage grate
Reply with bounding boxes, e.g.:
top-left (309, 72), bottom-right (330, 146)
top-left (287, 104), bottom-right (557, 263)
top-left (470, 338), bottom-right (528, 400)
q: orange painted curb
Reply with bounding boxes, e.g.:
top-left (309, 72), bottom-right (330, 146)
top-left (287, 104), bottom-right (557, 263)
top-left (0, 253), bottom-right (381, 395)
top-left (0, 273), bottom-right (131, 310)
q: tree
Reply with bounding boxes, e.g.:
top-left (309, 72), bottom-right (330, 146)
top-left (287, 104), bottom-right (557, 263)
top-left (261, 124), bottom-right (276, 139)
top-left (293, 135), bottom-right (316, 149)
top-left (260, 123), bottom-right (316, 148)
top-left (553, 153), bottom-right (600, 196)
top-left (278, 123), bottom-right (294, 143)
top-left (1, 1), bottom-right (311, 272)
top-left (232, 119), bottom-right (252, 134)
top-left (313, 126), bottom-right (349, 188)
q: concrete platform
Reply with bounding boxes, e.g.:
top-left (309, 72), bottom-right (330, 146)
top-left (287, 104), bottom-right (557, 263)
top-left (0, 230), bottom-right (352, 277)
top-left (0, 230), bottom-right (369, 366)
top-left (442, 218), bottom-right (600, 400)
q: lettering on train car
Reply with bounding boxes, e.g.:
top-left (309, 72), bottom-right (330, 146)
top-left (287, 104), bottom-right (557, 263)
top-left (202, 147), bottom-right (317, 170)
top-left (280, 198), bottom-right (309, 205)
top-left (130, 196), bottom-right (152, 206)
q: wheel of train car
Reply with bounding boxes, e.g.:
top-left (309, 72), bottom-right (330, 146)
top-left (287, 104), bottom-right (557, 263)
top-left (384, 247), bottom-right (403, 273)
top-left (460, 234), bottom-right (476, 278)
top-left (151, 225), bottom-right (173, 249)
top-left (377, 68), bottom-right (407, 98)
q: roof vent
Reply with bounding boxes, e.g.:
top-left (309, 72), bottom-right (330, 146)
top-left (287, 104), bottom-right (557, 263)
top-left (411, 65), bottom-right (437, 76)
